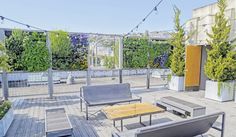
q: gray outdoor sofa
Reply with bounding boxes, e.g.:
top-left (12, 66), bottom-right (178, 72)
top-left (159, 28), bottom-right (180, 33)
top-left (80, 83), bottom-right (142, 120)
top-left (112, 112), bottom-right (225, 137)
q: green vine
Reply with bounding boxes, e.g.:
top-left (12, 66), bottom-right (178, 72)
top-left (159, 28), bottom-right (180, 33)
top-left (217, 81), bottom-right (222, 96)
top-left (123, 37), bottom-right (171, 69)
top-left (0, 42), bottom-right (10, 71)
top-left (167, 74), bottom-right (172, 82)
top-left (217, 81), bottom-right (234, 96)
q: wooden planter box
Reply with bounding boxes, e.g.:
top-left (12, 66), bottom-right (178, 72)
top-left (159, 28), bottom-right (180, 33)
top-left (0, 108), bottom-right (14, 137)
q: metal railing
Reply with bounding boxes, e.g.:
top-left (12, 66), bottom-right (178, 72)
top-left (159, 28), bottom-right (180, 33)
top-left (0, 69), bottom-right (170, 99)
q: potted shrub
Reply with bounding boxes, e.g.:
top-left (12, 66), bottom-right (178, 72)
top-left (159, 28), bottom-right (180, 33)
top-left (0, 101), bottom-right (13, 137)
top-left (204, 0), bottom-right (236, 102)
top-left (168, 7), bottom-right (186, 91)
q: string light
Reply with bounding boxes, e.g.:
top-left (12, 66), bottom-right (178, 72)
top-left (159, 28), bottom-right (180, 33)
top-left (0, 16), bottom-right (4, 24)
top-left (125, 0), bottom-right (164, 37)
top-left (154, 7), bottom-right (158, 11)
top-left (0, 15), bottom-right (46, 32)
top-left (0, 15), bottom-right (122, 37)
top-left (154, 7), bottom-right (158, 15)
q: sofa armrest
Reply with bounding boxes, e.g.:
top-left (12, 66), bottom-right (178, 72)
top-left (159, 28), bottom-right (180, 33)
top-left (112, 132), bottom-right (120, 137)
top-left (80, 96), bottom-right (90, 105)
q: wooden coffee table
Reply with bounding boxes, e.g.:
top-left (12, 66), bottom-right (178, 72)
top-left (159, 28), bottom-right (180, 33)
top-left (103, 103), bottom-right (165, 131)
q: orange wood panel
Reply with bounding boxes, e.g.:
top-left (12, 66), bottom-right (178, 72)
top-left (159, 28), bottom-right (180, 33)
top-left (185, 45), bottom-right (202, 87)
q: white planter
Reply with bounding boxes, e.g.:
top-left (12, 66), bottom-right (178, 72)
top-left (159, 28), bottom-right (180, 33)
top-left (168, 76), bottom-right (185, 91)
top-left (205, 80), bottom-right (234, 102)
top-left (235, 88), bottom-right (236, 103)
top-left (0, 108), bottom-right (14, 137)
top-left (234, 81), bottom-right (236, 103)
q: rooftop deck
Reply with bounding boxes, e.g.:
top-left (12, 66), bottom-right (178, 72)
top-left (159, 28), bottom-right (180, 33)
top-left (6, 88), bottom-right (236, 137)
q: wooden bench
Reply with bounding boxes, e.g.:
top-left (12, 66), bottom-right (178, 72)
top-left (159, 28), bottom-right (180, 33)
top-left (45, 108), bottom-right (73, 137)
top-left (156, 96), bottom-right (206, 117)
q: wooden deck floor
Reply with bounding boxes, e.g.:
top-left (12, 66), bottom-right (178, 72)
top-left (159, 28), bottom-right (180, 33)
top-left (7, 95), bottom-right (109, 137)
top-left (8, 94), bottom-right (174, 137)
top-left (6, 89), bottom-right (236, 137)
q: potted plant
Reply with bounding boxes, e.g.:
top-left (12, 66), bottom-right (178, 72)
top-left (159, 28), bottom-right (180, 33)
top-left (0, 101), bottom-right (13, 137)
top-left (168, 7), bottom-right (186, 91)
top-left (0, 42), bottom-right (14, 136)
top-left (204, 0), bottom-right (236, 102)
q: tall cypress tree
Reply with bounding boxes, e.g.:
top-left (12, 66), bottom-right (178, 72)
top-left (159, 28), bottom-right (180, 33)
top-left (169, 6), bottom-right (185, 76)
top-left (205, 0), bottom-right (236, 82)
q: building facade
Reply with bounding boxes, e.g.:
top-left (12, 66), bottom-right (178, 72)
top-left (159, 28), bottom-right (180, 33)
top-left (186, 0), bottom-right (236, 45)
top-left (184, 0), bottom-right (236, 90)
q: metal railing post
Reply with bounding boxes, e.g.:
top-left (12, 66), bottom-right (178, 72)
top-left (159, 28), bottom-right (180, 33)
top-left (119, 69), bottom-right (122, 83)
top-left (86, 44), bottom-right (91, 86)
top-left (119, 37), bottom-right (123, 83)
top-left (146, 31), bottom-right (150, 89)
top-left (46, 32), bottom-right (53, 99)
top-left (1, 71), bottom-right (9, 100)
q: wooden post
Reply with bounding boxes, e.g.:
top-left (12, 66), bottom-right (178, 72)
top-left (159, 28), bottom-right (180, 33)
top-left (46, 32), bottom-right (53, 99)
top-left (118, 37), bottom-right (123, 83)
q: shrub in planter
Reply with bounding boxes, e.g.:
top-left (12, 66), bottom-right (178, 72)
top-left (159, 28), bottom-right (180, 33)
top-left (0, 101), bottom-right (11, 119)
top-left (168, 6), bottom-right (186, 91)
top-left (204, 0), bottom-right (236, 102)
top-left (0, 101), bottom-right (13, 137)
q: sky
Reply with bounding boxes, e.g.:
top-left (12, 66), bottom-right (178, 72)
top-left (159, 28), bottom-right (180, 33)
top-left (0, 0), bottom-right (217, 35)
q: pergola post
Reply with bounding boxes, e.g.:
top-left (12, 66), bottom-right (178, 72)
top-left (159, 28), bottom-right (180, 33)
top-left (2, 71), bottom-right (9, 100)
top-left (146, 31), bottom-right (150, 89)
top-left (118, 37), bottom-right (123, 83)
top-left (46, 32), bottom-right (53, 99)
top-left (0, 29), bottom-right (9, 100)
top-left (86, 44), bottom-right (91, 85)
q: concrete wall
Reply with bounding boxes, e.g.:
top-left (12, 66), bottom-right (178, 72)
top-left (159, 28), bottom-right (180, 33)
top-left (199, 46), bottom-right (209, 90)
top-left (186, 0), bottom-right (236, 45)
